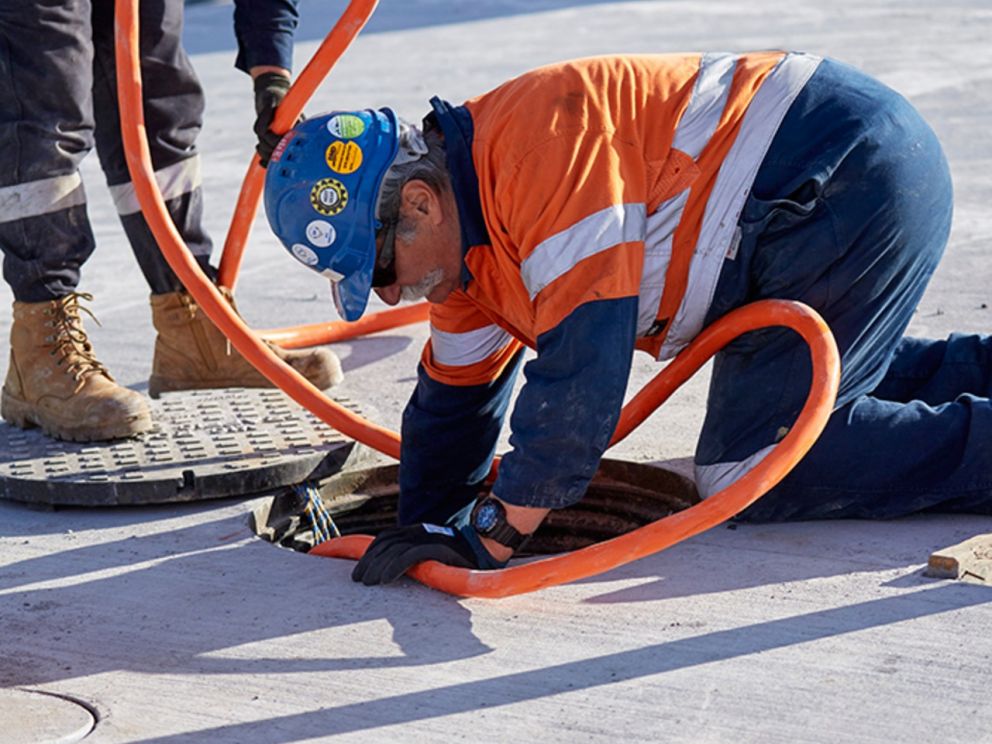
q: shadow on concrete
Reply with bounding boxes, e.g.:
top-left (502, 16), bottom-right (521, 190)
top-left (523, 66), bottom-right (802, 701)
top-left (127, 581), bottom-right (990, 742)
top-left (573, 514), bottom-right (991, 604)
top-left (0, 506), bottom-right (491, 689)
top-left (182, 0), bottom-right (643, 56)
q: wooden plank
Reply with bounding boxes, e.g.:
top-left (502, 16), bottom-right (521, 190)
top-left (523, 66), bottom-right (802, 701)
top-left (926, 534), bottom-right (992, 581)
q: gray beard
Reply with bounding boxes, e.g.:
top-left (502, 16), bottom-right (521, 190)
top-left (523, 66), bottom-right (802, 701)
top-left (400, 268), bottom-right (445, 302)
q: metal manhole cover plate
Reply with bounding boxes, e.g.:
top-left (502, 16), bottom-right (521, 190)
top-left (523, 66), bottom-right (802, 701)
top-left (0, 689), bottom-right (96, 744)
top-left (0, 388), bottom-right (368, 506)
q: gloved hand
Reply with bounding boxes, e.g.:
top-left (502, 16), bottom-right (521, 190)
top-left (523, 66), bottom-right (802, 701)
top-left (252, 71), bottom-right (295, 167)
top-left (351, 523), bottom-right (505, 586)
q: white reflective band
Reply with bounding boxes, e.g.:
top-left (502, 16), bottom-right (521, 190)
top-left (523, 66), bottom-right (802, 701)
top-left (0, 173), bottom-right (86, 224)
top-left (636, 190), bottom-right (687, 335)
top-left (521, 202), bottom-right (647, 300)
top-left (635, 55), bottom-right (736, 336)
top-left (673, 53), bottom-right (738, 158)
top-left (431, 324), bottom-right (512, 367)
top-left (659, 52), bottom-right (822, 359)
top-left (109, 156), bottom-right (202, 216)
top-left (694, 444), bottom-right (776, 499)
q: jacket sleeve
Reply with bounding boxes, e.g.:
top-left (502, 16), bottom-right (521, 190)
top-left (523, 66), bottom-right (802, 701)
top-left (491, 296), bottom-right (638, 509)
top-left (399, 349), bottom-right (524, 526)
top-left (484, 130), bottom-right (653, 509)
top-left (398, 292), bottom-right (524, 525)
top-left (232, 0), bottom-right (300, 73)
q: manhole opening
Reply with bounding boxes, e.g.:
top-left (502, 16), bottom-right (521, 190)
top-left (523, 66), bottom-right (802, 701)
top-left (252, 459), bottom-right (700, 556)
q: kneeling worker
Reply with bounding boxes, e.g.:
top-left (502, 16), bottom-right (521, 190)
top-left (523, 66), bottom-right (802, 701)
top-left (263, 52), bottom-right (992, 585)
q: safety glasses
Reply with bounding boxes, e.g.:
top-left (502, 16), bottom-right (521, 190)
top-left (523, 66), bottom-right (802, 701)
top-left (371, 219), bottom-right (397, 288)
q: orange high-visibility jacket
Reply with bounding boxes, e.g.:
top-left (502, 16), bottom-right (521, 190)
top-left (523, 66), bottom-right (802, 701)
top-left (401, 53), bottom-right (822, 516)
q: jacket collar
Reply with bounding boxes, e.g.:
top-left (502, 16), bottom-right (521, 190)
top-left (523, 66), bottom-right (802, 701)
top-left (426, 97), bottom-right (490, 287)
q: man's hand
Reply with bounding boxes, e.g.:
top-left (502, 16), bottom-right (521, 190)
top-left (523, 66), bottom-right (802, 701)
top-left (251, 69), bottom-right (293, 167)
top-left (352, 524), bottom-right (501, 586)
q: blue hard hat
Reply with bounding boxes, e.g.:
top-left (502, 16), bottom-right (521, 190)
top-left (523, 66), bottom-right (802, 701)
top-left (263, 108), bottom-right (400, 321)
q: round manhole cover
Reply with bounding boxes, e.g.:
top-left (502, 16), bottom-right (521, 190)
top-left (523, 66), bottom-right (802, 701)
top-left (0, 689), bottom-right (96, 744)
top-left (253, 458), bottom-right (700, 555)
top-left (0, 389), bottom-right (369, 506)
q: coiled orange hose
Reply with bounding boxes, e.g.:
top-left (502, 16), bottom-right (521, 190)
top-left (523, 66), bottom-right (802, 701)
top-left (312, 299), bottom-right (839, 597)
top-left (115, 0), bottom-right (840, 598)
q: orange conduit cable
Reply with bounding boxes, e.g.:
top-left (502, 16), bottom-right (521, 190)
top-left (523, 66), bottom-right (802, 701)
top-left (260, 303), bottom-right (430, 349)
top-left (114, 0), bottom-right (401, 459)
top-left (311, 299), bottom-right (841, 598)
top-left (116, 0), bottom-right (841, 596)
top-left (216, 0), bottom-right (381, 291)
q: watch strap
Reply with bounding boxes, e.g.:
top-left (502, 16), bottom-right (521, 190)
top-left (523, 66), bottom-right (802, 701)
top-left (471, 497), bottom-right (529, 551)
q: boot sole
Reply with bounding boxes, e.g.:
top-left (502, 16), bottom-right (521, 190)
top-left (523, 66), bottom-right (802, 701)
top-left (1, 388), bottom-right (153, 443)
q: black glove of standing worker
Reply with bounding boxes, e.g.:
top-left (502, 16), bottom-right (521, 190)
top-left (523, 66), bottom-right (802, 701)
top-left (252, 71), bottom-right (294, 167)
top-left (352, 523), bottom-right (505, 586)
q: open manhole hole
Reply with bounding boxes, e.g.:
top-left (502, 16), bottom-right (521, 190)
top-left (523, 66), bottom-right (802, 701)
top-left (252, 458), bottom-right (699, 556)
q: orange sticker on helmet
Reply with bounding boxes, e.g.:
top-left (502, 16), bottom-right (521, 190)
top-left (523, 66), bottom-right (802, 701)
top-left (325, 141), bottom-right (363, 175)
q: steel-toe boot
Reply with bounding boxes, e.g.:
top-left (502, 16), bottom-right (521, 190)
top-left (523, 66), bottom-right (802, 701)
top-left (1, 293), bottom-right (152, 441)
top-left (148, 287), bottom-right (343, 398)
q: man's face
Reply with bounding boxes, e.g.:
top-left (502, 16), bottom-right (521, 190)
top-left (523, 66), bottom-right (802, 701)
top-left (372, 180), bottom-right (461, 307)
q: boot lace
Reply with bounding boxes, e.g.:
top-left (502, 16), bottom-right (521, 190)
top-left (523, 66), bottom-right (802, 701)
top-left (46, 292), bottom-right (112, 392)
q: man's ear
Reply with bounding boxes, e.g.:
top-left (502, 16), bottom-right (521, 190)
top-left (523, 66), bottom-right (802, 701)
top-left (400, 180), bottom-right (442, 223)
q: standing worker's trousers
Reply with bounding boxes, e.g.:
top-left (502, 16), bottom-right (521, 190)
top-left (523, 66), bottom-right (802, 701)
top-left (695, 58), bottom-right (992, 520)
top-left (0, 0), bottom-right (214, 301)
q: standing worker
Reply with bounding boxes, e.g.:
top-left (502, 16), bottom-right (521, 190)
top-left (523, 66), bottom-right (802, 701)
top-left (263, 52), bottom-right (992, 584)
top-left (0, 0), bottom-right (339, 443)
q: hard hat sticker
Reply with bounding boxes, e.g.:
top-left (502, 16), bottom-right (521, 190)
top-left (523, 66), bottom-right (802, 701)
top-left (325, 141), bottom-right (363, 175)
top-left (305, 219), bottom-right (337, 247)
top-left (327, 114), bottom-right (366, 139)
top-left (291, 243), bottom-right (320, 266)
top-left (310, 178), bottom-right (349, 216)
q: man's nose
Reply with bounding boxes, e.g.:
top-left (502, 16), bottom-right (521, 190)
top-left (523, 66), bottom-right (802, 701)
top-left (374, 285), bottom-right (402, 305)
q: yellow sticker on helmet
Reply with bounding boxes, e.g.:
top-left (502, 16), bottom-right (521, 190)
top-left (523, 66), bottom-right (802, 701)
top-left (325, 141), bottom-right (363, 175)
top-left (310, 178), bottom-right (348, 216)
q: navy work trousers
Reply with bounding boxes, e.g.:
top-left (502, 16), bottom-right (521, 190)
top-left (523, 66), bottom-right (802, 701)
top-left (695, 59), bottom-right (992, 520)
top-left (0, 0), bottom-right (213, 302)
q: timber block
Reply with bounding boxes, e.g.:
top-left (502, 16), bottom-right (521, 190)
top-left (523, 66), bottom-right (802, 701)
top-left (925, 533), bottom-right (992, 582)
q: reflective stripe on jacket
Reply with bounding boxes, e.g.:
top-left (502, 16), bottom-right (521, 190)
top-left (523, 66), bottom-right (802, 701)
top-left (423, 52), bottom-right (820, 387)
top-left (399, 53), bottom-right (822, 516)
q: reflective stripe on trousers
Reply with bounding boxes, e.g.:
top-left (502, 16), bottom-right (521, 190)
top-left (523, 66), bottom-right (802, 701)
top-left (0, 0), bottom-right (213, 300)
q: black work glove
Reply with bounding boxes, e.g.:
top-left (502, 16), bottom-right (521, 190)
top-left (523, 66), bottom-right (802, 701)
top-left (352, 524), bottom-right (505, 586)
top-left (252, 71), bottom-right (295, 167)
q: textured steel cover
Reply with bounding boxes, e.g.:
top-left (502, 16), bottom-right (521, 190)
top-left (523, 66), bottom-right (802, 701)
top-left (0, 389), bottom-right (368, 506)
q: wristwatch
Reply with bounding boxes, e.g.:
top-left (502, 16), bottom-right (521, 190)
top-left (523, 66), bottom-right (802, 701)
top-left (470, 497), bottom-right (528, 550)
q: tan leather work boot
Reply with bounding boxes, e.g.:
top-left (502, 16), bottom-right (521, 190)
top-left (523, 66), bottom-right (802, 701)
top-left (1, 293), bottom-right (153, 441)
top-left (148, 287), bottom-right (343, 398)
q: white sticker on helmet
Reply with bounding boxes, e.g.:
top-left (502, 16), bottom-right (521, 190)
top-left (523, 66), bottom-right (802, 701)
top-left (305, 220), bottom-right (336, 248)
top-left (291, 243), bottom-right (319, 266)
top-left (326, 113), bottom-right (366, 139)
top-left (321, 267), bottom-right (345, 282)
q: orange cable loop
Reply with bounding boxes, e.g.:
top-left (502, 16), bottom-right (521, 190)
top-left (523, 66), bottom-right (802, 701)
top-left (115, 0), bottom-right (401, 459)
top-left (312, 300), bottom-right (840, 597)
top-left (116, 0), bottom-right (840, 598)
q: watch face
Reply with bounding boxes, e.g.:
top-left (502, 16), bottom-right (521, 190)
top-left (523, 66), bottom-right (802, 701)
top-left (474, 502), bottom-right (500, 533)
